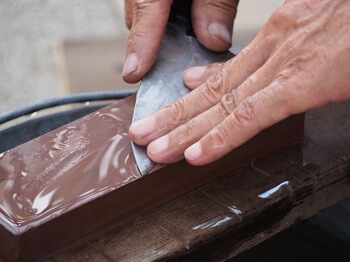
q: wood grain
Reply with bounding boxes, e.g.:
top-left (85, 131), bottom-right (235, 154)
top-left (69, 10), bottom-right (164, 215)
top-left (0, 96), bottom-right (304, 262)
top-left (50, 101), bottom-right (350, 262)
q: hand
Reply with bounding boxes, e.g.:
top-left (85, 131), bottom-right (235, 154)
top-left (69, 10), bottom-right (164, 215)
top-left (129, 0), bottom-right (350, 166)
top-left (122, 0), bottom-right (239, 83)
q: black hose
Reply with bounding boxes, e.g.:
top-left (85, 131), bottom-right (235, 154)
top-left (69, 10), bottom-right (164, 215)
top-left (0, 90), bottom-right (137, 125)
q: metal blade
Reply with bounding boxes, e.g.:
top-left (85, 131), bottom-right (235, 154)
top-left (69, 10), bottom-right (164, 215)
top-left (132, 17), bottom-right (231, 176)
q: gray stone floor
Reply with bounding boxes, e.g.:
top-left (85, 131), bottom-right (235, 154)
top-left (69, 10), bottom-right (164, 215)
top-left (0, 0), bottom-right (283, 114)
top-left (0, 0), bottom-right (127, 113)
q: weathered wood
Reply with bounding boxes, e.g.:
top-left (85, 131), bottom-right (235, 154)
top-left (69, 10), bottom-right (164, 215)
top-left (89, 216), bottom-right (185, 262)
top-left (51, 101), bottom-right (350, 262)
top-left (0, 95), bottom-right (304, 262)
top-left (52, 243), bottom-right (110, 262)
top-left (144, 190), bottom-right (238, 249)
top-left (201, 167), bottom-right (283, 218)
top-left (305, 101), bottom-right (350, 160)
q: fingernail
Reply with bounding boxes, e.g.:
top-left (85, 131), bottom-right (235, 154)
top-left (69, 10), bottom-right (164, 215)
top-left (130, 116), bottom-right (154, 139)
top-left (184, 66), bottom-right (206, 82)
top-left (122, 53), bottom-right (139, 77)
top-left (208, 23), bottom-right (232, 45)
top-left (185, 142), bottom-right (203, 162)
top-left (148, 135), bottom-right (169, 156)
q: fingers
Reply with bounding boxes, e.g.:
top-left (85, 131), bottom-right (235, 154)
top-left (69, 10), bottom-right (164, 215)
top-left (183, 53), bottom-right (235, 89)
top-left (129, 32), bottom-right (272, 146)
top-left (124, 0), bottom-right (238, 82)
top-left (129, 63), bottom-right (233, 146)
top-left (184, 80), bottom-right (298, 166)
top-left (183, 62), bottom-right (224, 89)
top-left (122, 0), bottom-right (172, 83)
top-left (192, 0), bottom-right (239, 51)
top-left (147, 59), bottom-right (277, 163)
top-left (147, 93), bottom-right (232, 163)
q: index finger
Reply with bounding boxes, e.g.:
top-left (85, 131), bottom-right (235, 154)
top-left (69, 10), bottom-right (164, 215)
top-left (185, 80), bottom-right (302, 165)
top-left (129, 30), bottom-right (273, 145)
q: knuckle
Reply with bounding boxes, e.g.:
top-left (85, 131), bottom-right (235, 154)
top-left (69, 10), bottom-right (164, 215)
top-left (235, 46), bottom-right (267, 70)
top-left (238, 46), bottom-right (251, 59)
top-left (197, 84), bottom-right (218, 105)
top-left (168, 99), bottom-right (189, 125)
top-left (206, 67), bottom-right (224, 91)
top-left (218, 91), bottom-right (237, 118)
top-left (181, 120), bottom-right (196, 141)
top-left (198, 67), bottom-right (225, 104)
top-left (133, 0), bottom-right (171, 27)
top-left (134, 0), bottom-right (171, 11)
top-left (133, 0), bottom-right (153, 8)
top-left (207, 62), bottom-right (224, 75)
top-left (245, 74), bottom-right (259, 87)
top-left (266, 7), bottom-right (293, 32)
top-left (276, 51), bottom-right (314, 82)
top-left (204, 61), bottom-right (230, 96)
top-left (208, 126), bottom-right (231, 149)
top-left (264, 84), bottom-right (295, 116)
top-left (127, 28), bottom-right (143, 45)
top-left (234, 98), bottom-right (255, 126)
top-left (266, 83), bottom-right (286, 102)
top-left (273, 77), bottom-right (298, 108)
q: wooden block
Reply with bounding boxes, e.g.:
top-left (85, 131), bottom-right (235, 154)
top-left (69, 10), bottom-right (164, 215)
top-left (251, 153), bottom-right (317, 187)
top-left (0, 95), bottom-right (304, 261)
top-left (46, 103), bottom-right (350, 262)
top-left (201, 167), bottom-right (287, 218)
top-left (89, 216), bottom-right (185, 261)
top-left (57, 38), bottom-right (139, 94)
top-left (52, 243), bottom-right (108, 262)
top-left (144, 190), bottom-right (237, 248)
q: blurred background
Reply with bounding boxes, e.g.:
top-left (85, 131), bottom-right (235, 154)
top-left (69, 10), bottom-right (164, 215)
top-left (0, 0), bottom-right (284, 114)
top-left (1, 1), bottom-right (350, 261)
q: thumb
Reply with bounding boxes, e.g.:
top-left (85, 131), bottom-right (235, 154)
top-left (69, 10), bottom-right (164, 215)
top-left (122, 0), bottom-right (172, 83)
top-left (192, 0), bottom-right (239, 51)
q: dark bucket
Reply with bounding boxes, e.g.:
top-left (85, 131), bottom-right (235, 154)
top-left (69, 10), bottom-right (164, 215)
top-left (0, 90), bottom-right (135, 153)
top-left (0, 105), bottom-right (105, 153)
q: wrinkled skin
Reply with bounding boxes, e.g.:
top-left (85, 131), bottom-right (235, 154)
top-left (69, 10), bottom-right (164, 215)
top-left (122, 0), bottom-right (239, 83)
top-left (128, 0), bottom-right (350, 166)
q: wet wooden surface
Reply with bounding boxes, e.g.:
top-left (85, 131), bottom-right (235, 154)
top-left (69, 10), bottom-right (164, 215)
top-left (46, 101), bottom-right (350, 262)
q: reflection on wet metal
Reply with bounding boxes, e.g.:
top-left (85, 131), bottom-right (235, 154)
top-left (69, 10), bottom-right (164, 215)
top-left (258, 181), bottom-right (290, 199)
top-left (192, 216), bottom-right (232, 230)
top-left (0, 96), bottom-right (141, 234)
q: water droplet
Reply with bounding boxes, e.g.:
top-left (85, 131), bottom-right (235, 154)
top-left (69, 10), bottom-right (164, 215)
top-left (24, 207), bottom-right (38, 214)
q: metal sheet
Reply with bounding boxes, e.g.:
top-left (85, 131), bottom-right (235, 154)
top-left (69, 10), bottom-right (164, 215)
top-left (132, 16), bottom-right (231, 175)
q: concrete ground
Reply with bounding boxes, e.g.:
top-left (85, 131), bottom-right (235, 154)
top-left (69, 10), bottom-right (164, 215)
top-left (0, 0), bottom-right (283, 114)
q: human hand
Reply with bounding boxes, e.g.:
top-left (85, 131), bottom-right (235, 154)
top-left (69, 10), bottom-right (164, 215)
top-left (122, 0), bottom-right (239, 83)
top-left (129, 0), bottom-right (350, 166)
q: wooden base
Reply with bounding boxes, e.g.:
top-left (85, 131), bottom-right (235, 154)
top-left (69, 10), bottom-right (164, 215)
top-left (0, 96), bottom-right (304, 261)
top-left (50, 101), bottom-right (350, 262)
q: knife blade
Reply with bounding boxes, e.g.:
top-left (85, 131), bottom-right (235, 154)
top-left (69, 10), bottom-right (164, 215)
top-left (131, 0), bottom-right (231, 176)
